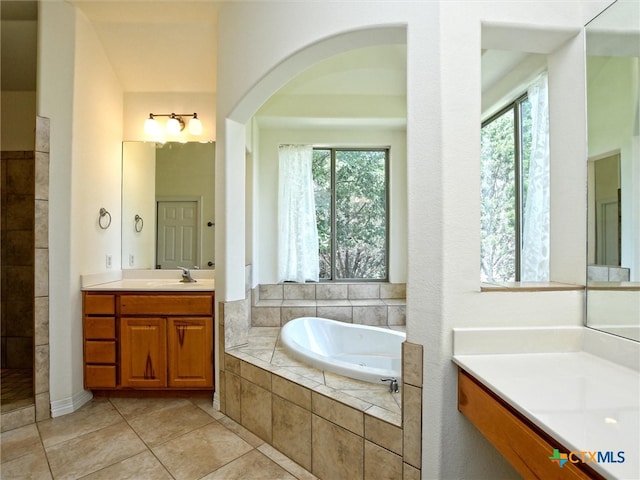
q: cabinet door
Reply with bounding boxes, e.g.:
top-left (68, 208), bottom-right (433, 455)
top-left (167, 317), bottom-right (213, 388)
top-left (120, 317), bottom-right (167, 388)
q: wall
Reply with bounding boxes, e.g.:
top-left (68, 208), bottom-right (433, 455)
top-left (38, 1), bottom-right (123, 415)
top-left (254, 127), bottom-right (407, 284)
top-left (1, 92), bottom-right (36, 150)
top-left (1, 15), bottom-right (37, 150)
top-left (216, 1), bottom-right (611, 477)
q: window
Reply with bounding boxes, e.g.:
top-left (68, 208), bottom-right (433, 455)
top-left (480, 95), bottom-right (533, 282)
top-left (312, 148), bottom-right (389, 280)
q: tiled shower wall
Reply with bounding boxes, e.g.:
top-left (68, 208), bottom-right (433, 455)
top-left (0, 116), bottom-right (51, 430)
top-left (1, 150), bottom-right (35, 370)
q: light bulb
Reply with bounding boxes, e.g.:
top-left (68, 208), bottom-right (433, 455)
top-left (144, 115), bottom-right (160, 137)
top-left (166, 115), bottom-right (181, 135)
top-left (188, 114), bottom-right (203, 135)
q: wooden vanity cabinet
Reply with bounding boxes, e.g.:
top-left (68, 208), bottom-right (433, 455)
top-left (120, 317), bottom-right (167, 388)
top-left (83, 291), bottom-right (214, 393)
top-left (83, 294), bottom-right (117, 388)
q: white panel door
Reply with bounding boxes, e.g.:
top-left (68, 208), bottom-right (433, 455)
top-left (156, 201), bottom-right (198, 269)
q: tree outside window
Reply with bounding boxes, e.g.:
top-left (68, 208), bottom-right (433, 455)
top-left (481, 96), bottom-right (532, 282)
top-left (313, 148), bottom-right (388, 280)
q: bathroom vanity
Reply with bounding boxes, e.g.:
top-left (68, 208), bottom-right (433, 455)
top-left (453, 327), bottom-right (639, 480)
top-left (82, 277), bottom-right (215, 394)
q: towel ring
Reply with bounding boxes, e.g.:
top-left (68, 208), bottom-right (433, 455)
top-left (98, 208), bottom-right (112, 229)
top-left (134, 214), bottom-right (144, 233)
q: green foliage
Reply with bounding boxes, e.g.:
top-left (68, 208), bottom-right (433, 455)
top-left (480, 98), bottom-right (532, 282)
top-left (313, 149), bottom-right (387, 280)
top-left (481, 110), bottom-right (516, 282)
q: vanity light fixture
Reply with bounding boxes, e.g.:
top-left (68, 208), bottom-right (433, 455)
top-left (144, 112), bottom-right (202, 137)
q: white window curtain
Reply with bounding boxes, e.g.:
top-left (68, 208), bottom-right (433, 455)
top-left (278, 145), bottom-right (320, 283)
top-left (521, 73), bottom-right (550, 281)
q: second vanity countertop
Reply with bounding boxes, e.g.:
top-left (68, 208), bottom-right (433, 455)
top-left (453, 348), bottom-right (639, 480)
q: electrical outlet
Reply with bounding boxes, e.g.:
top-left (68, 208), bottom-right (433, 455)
top-left (129, 254), bottom-right (135, 267)
top-left (106, 254), bottom-right (113, 269)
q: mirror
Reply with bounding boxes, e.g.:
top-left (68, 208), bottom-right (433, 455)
top-left (122, 141), bottom-right (215, 269)
top-left (586, 0), bottom-right (640, 341)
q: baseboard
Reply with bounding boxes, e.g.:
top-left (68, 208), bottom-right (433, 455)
top-left (212, 391), bottom-right (221, 411)
top-left (50, 389), bottom-right (93, 418)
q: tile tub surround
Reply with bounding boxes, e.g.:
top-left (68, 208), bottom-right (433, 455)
top-left (221, 325), bottom-right (424, 479)
top-left (251, 282), bottom-right (406, 327)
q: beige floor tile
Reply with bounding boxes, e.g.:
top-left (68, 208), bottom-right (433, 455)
top-left (191, 396), bottom-right (225, 420)
top-left (127, 402), bottom-right (214, 447)
top-left (201, 449), bottom-right (296, 480)
top-left (81, 451), bottom-right (173, 480)
top-left (0, 423), bottom-right (42, 463)
top-left (217, 415), bottom-right (264, 447)
top-left (152, 422), bottom-right (253, 480)
top-left (109, 396), bottom-right (193, 420)
top-left (45, 421), bottom-right (147, 480)
top-left (258, 443), bottom-right (319, 480)
top-left (0, 447), bottom-right (52, 479)
top-left (37, 399), bottom-right (123, 448)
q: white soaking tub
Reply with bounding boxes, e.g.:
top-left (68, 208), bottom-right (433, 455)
top-left (280, 316), bottom-right (405, 384)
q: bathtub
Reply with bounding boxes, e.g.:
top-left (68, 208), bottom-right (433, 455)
top-left (280, 316), bottom-right (406, 384)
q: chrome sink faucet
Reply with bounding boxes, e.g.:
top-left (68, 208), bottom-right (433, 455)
top-left (178, 266), bottom-right (197, 283)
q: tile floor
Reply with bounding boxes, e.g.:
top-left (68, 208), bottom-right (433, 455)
top-left (229, 327), bottom-right (404, 425)
top-left (1, 369), bottom-right (34, 413)
top-left (0, 396), bottom-right (317, 480)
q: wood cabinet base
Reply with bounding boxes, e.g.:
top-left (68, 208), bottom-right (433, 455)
top-left (91, 389), bottom-right (213, 398)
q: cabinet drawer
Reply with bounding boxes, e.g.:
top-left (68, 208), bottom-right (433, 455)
top-left (84, 317), bottom-right (115, 339)
top-left (85, 341), bottom-right (116, 363)
top-left (84, 294), bottom-right (115, 315)
top-left (85, 365), bottom-right (116, 388)
top-left (458, 370), bottom-right (596, 480)
top-left (120, 295), bottom-right (212, 316)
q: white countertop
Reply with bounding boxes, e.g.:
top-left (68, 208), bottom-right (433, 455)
top-left (82, 278), bottom-right (215, 292)
top-left (453, 351), bottom-right (640, 479)
top-left (80, 270), bottom-right (215, 292)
